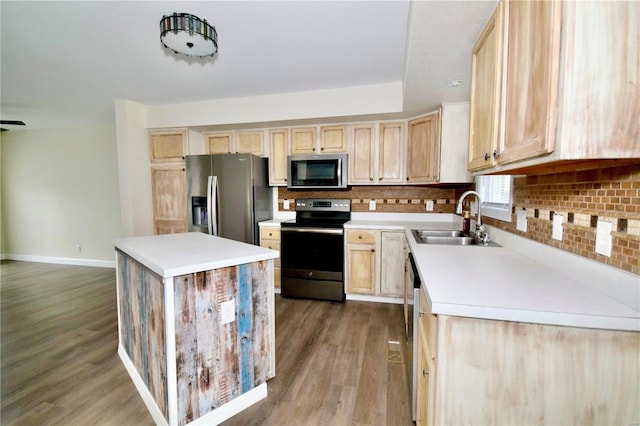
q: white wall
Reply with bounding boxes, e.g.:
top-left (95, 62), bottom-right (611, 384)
top-left (0, 124), bottom-right (122, 266)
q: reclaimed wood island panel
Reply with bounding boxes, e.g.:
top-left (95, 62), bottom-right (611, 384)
top-left (114, 232), bottom-right (278, 425)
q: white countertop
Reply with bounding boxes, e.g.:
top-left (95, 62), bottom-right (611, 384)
top-left (114, 232), bottom-right (279, 278)
top-left (261, 213), bottom-right (639, 331)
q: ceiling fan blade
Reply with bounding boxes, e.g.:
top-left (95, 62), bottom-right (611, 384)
top-left (0, 120), bottom-right (26, 126)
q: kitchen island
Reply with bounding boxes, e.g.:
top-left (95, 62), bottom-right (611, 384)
top-left (114, 232), bottom-right (278, 426)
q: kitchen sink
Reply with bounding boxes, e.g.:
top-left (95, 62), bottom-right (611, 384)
top-left (411, 229), bottom-right (500, 246)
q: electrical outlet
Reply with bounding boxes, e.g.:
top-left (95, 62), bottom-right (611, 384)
top-left (595, 220), bottom-right (612, 257)
top-left (426, 200), bottom-right (434, 211)
top-left (220, 299), bottom-right (235, 325)
top-left (283, 199), bottom-right (290, 210)
top-left (369, 200), bottom-right (376, 211)
top-left (75, 244), bottom-right (82, 253)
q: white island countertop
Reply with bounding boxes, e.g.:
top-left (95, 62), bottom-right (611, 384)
top-left (403, 223), bottom-right (639, 332)
top-left (115, 232), bottom-right (279, 278)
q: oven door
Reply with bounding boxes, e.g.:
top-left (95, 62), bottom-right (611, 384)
top-left (281, 227), bottom-right (345, 301)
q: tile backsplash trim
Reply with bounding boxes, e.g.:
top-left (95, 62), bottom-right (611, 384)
top-left (483, 165), bottom-right (640, 275)
top-left (278, 185), bottom-right (473, 214)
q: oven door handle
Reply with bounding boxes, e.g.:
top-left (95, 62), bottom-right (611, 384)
top-left (281, 227), bottom-right (344, 235)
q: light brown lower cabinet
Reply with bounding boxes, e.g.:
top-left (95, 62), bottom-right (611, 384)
top-left (259, 227), bottom-right (281, 289)
top-left (416, 295), bottom-right (640, 425)
top-left (345, 229), bottom-right (406, 297)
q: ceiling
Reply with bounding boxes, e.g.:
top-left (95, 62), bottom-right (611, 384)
top-left (0, 0), bottom-right (497, 132)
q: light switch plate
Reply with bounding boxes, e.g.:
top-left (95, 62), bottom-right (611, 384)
top-left (426, 200), bottom-right (434, 211)
top-left (369, 200), bottom-right (376, 211)
top-left (220, 299), bottom-right (235, 325)
top-left (595, 220), bottom-right (613, 257)
top-left (516, 209), bottom-right (527, 232)
top-left (283, 199), bottom-right (290, 210)
top-left (552, 214), bottom-right (563, 241)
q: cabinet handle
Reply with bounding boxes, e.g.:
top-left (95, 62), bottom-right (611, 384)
top-left (493, 149), bottom-right (500, 159)
top-left (371, 249), bottom-right (375, 253)
top-left (484, 152), bottom-right (490, 161)
top-left (321, 147), bottom-right (324, 151)
top-left (419, 311), bottom-right (424, 317)
top-left (370, 177), bottom-right (374, 182)
top-left (422, 368), bottom-right (429, 377)
top-left (359, 235), bottom-right (363, 239)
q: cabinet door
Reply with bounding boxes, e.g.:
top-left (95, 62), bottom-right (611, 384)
top-left (416, 334), bottom-right (431, 426)
top-left (151, 164), bottom-right (187, 235)
top-left (150, 131), bottom-right (187, 162)
top-left (378, 122), bottom-right (405, 183)
top-left (269, 128), bottom-right (289, 186)
top-left (260, 227), bottom-right (281, 289)
top-left (499, 0), bottom-right (561, 164)
top-left (350, 124), bottom-right (376, 184)
top-left (346, 244), bottom-right (377, 294)
top-left (207, 133), bottom-right (232, 154)
top-left (379, 232), bottom-right (405, 297)
top-left (468, 3), bottom-right (503, 171)
top-left (291, 127), bottom-right (317, 154)
top-left (407, 113), bottom-right (439, 184)
top-left (320, 125), bottom-right (347, 152)
top-left (236, 131), bottom-right (265, 156)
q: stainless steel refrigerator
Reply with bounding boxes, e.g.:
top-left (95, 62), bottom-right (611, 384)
top-left (186, 154), bottom-right (272, 245)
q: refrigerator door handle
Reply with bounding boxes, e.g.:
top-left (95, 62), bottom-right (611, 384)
top-left (207, 176), bottom-right (213, 235)
top-left (209, 175), bottom-right (220, 236)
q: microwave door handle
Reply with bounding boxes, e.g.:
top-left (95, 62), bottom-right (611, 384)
top-left (337, 158), bottom-right (342, 183)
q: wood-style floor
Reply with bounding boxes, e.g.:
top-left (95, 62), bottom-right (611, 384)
top-left (1, 260), bottom-right (412, 426)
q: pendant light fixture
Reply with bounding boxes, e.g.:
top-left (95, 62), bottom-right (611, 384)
top-left (160, 13), bottom-right (218, 58)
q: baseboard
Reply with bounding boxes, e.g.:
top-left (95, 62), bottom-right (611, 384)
top-left (3, 254), bottom-right (115, 268)
top-left (346, 293), bottom-right (404, 304)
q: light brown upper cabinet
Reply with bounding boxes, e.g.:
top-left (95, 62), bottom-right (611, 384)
top-left (236, 131), bottom-right (265, 156)
top-left (290, 127), bottom-right (317, 154)
top-left (468, 3), bottom-right (503, 171)
top-left (150, 129), bottom-right (187, 162)
top-left (378, 122), bottom-right (405, 184)
top-left (319, 125), bottom-right (347, 152)
top-left (268, 128), bottom-right (289, 186)
top-left (349, 122), bottom-right (404, 184)
top-left (499, 0), bottom-right (561, 164)
top-left (407, 112), bottom-right (439, 184)
top-left (291, 126), bottom-right (348, 154)
top-left (205, 131), bottom-right (265, 156)
top-left (207, 132), bottom-right (233, 155)
top-left (470, 0), bottom-right (640, 174)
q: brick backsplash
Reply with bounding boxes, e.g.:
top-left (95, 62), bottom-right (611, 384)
top-left (277, 164), bottom-right (639, 274)
top-left (278, 185), bottom-right (474, 214)
top-left (482, 165), bottom-right (640, 275)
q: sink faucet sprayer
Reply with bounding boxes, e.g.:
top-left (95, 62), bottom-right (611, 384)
top-left (456, 190), bottom-right (490, 244)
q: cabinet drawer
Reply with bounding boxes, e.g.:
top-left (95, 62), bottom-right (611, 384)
top-left (346, 229), bottom-right (377, 244)
top-left (260, 227), bottom-right (281, 241)
top-left (260, 241), bottom-right (280, 267)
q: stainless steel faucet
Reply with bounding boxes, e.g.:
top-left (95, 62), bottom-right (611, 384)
top-left (456, 190), bottom-right (490, 243)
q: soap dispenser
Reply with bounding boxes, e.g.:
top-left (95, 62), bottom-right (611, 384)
top-left (462, 211), bottom-right (471, 234)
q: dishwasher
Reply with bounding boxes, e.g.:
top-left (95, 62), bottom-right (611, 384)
top-left (406, 252), bottom-right (421, 421)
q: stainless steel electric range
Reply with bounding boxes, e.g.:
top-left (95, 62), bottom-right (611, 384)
top-left (280, 199), bottom-right (351, 302)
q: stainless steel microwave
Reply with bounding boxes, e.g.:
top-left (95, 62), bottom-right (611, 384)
top-left (287, 153), bottom-right (348, 190)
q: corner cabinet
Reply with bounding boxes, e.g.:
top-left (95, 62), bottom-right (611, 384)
top-left (470, 0), bottom-right (640, 174)
top-left (345, 229), bottom-right (406, 297)
top-left (149, 129), bottom-right (188, 235)
top-left (416, 288), bottom-right (640, 425)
